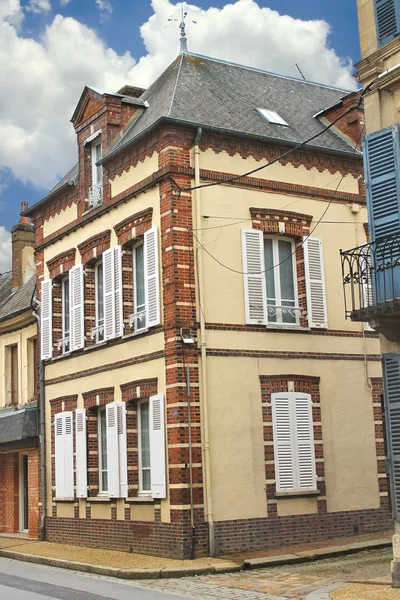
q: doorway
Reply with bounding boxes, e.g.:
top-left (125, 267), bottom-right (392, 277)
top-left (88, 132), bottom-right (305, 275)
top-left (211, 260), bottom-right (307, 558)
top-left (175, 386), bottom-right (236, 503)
top-left (19, 454), bottom-right (28, 533)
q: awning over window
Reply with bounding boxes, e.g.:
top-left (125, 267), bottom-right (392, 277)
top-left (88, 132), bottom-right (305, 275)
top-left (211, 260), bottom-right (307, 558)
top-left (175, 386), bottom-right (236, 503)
top-left (0, 403), bottom-right (38, 451)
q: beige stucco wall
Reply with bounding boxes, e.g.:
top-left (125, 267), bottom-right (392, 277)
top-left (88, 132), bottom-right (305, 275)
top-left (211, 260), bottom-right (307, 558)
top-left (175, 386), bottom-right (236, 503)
top-left (110, 152), bottom-right (158, 198)
top-left (207, 355), bottom-right (381, 522)
top-left (22, 246), bottom-right (35, 286)
top-left (198, 182), bottom-right (368, 332)
top-left (0, 322), bottom-right (37, 408)
top-left (199, 149), bottom-right (359, 194)
top-left (43, 204), bottom-right (78, 238)
top-left (357, 0), bottom-right (378, 59)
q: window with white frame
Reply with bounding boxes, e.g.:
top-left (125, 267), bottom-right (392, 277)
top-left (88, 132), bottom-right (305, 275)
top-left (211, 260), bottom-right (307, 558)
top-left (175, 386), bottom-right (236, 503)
top-left (98, 407), bottom-right (108, 493)
top-left (132, 243), bottom-right (146, 332)
top-left (138, 400), bottom-right (151, 494)
top-left (89, 141), bottom-right (103, 208)
top-left (264, 237), bottom-right (299, 325)
top-left (61, 276), bottom-right (70, 353)
top-left (93, 260), bottom-right (105, 343)
top-left (271, 392), bottom-right (317, 493)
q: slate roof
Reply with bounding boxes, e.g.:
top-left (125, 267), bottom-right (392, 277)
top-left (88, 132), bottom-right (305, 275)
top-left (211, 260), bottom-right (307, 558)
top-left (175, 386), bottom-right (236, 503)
top-left (0, 402), bottom-right (38, 448)
top-left (0, 274), bottom-right (36, 322)
top-left (110, 53), bottom-right (359, 158)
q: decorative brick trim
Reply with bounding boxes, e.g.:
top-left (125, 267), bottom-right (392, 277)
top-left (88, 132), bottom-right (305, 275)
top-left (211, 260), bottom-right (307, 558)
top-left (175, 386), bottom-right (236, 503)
top-left (204, 323), bottom-right (379, 338)
top-left (114, 207), bottom-right (153, 246)
top-left (82, 387), bottom-right (114, 410)
top-left (49, 395), bottom-right (78, 410)
top-left (47, 248), bottom-right (76, 279)
top-left (45, 349), bottom-right (165, 386)
top-left (207, 349), bottom-right (381, 361)
top-left (370, 377), bottom-right (390, 509)
top-left (250, 207), bottom-right (313, 237)
top-left (120, 378), bottom-right (158, 401)
top-left (78, 230), bottom-right (111, 265)
top-left (260, 375), bottom-right (326, 517)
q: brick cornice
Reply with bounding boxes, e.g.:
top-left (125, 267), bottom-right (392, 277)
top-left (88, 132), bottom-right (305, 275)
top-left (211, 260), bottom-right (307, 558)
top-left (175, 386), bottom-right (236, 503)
top-left (78, 229), bottom-right (111, 264)
top-left (114, 207), bottom-right (153, 245)
top-left (46, 248), bottom-right (76, 279)
top-left (49, 394), bottom-right (78, 406)
top-left (120, 378), bottom-right (158, 401)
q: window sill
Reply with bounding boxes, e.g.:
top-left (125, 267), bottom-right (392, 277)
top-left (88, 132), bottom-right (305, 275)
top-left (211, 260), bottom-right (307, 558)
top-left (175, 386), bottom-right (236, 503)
top-left (274, 490), bottom-right (320, 499)
top-left (266, 325), bottom-right (310, 332)
top-left (54, 497), bottom-right (75, 503)
top-left (125, 496), bottom-right (154, 504)
top-left (122, 329), bottom-right (149, 340)
top-left (86, 496), bottom-right (112, 503)
top-left (84, 341), bottom-right (107, 352)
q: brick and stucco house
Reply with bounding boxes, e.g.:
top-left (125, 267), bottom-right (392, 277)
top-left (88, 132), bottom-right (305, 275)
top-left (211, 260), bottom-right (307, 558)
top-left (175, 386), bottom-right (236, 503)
top-left (25, 51), bottom-right (392, 557)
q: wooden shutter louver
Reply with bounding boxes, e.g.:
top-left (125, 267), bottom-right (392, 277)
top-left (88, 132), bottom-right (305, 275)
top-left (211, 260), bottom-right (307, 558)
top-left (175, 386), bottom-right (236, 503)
top-left (272, 395), bottom-right (295, 491)
top-left (75, 408), bottom-right (87, 498)
top-left (117, 402), bottom-right (128, 498)
top-left (144, 227), bottom-right (160, 328)
top-left (241, 229), bottom-right (266, 324)
top-left (375, 0), bottom-right (399, 45)
top-left (363, 125), bottom-right (400, 241)
top-left (55, 413), bottom-right (65, 498)
top-left (149, 394), bottom-right (166, 499)
top-left (103, 248), bottom-right (116, 340)
top-left (294, 395), bottom-right (316, 490)
top-left (41, 279), bottom-right (53, 359)
top-left (64, 412), bottom-right (74, 498)
top-left (114, 246), bottom-right (123, 338)
top-left (55, 411), bottom-right (74, 499)
top-left (303, 237), bottom-right (328, 328)
top-left (106, 402), bottom-right (120, 498)
top-left (69, 265), bottom-right (84, 351)
top-left (383, 354), bottom-right (400, 519)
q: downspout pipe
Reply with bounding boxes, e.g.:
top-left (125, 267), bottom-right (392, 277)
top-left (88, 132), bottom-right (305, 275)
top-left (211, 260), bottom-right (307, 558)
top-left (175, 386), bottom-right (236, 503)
top-left (193, 127), bottom-right (215, 556)
top-left (31, 288), bottom-right (46, 541)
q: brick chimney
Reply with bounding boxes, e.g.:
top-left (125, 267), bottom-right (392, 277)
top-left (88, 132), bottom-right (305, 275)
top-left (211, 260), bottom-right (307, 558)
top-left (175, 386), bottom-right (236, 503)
top-left (11, 202), bottom-right (35, 290)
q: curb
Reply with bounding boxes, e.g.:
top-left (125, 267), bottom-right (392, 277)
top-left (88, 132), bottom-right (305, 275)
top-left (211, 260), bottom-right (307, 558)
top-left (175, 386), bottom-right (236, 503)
top-left (243, 539), bottom-right (392, 570)
top-left (0, 537), bottom-right (391, 580)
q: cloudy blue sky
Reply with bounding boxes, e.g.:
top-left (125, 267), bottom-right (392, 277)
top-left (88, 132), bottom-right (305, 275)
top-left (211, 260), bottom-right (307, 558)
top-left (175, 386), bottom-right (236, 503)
top-left (0, 0), bottom-right (360, 271)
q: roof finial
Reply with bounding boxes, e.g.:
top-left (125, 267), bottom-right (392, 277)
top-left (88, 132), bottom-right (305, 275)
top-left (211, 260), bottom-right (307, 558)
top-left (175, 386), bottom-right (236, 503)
top-left (168, 2), bottom-right (198, 54)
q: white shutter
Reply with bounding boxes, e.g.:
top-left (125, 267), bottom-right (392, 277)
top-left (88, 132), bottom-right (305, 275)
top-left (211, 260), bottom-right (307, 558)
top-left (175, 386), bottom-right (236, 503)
top-left (294, 395), bottom-right (316, 490)
top-left (69, 265), bottom-right (84, 351)
top-left (241, 229), bottom-right (266, 324)
top-left (64, 412), bottom-right (74, 498)
top-left (55, 411), bottom-right (74, 499)
top-left (41, 279), bottom-right (53, 360)
top-left (106, 402), bottom-right (120, 498)
top-left (144, 227), bottom-right (160, 328)
top-left (55, 413), bottom-right (65, 498)
top-left (117, 402), bottom-right (128, 498)
top-left (103, 248), bottom-right (116, 340)
top-left (303, 237), bottom-right (328, 329)
top-left (75, 408), bottom-right (87, 498)
top-left (272, 394), bottom-right (296, 492)
top-left (149, 394), bottom-right (166, 499)
top-left (114, 246), bottom-right (124, 337)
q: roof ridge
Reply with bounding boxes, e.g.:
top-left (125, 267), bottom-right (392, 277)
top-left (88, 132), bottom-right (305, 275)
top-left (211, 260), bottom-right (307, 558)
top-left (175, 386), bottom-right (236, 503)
top-left (167, 53), bottom-right (184, 117)
top-left (187, 52), bottom-right (355, 94)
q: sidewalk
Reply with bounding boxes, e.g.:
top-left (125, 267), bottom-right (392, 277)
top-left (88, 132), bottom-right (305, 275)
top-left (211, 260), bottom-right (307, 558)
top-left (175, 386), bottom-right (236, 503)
top-left (0, 530), bottom-right (393, 580)
top-left (330, 583), bottom-right (400, 599)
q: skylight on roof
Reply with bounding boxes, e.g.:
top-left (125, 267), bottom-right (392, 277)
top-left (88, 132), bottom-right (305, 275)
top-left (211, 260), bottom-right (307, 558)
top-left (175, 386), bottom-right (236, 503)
top-left (256, 108), bottom-right (289, 126)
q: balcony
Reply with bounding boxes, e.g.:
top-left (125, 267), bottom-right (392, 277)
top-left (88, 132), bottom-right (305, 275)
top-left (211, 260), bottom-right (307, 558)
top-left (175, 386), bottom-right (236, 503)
top-left (340, 233), bottom-right (400, 340)
top-left (88, 181), bottom-right (103, 208)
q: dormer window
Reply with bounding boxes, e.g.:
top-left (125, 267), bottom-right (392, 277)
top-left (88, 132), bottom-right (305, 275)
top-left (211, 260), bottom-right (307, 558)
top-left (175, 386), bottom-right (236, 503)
top-left (256, 108), bottom-right (289, 126)
top-left (89, 141), bottom-right (103, 208)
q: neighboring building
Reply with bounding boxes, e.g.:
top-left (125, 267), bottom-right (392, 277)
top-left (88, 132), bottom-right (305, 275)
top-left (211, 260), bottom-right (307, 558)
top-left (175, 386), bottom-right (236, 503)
top-left (26, 51), bottom-right (391, 558)
top-left (341, 0), bottom-right (400, 584)
top-left (0, 203), bottom-right (39, 538)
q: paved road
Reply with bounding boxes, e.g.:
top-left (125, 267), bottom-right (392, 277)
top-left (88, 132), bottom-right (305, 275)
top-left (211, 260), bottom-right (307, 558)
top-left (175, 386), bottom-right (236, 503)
top-left (0, 557), bottom-right (185, 600)
top-left (0, 548), bottom-right (393, 600)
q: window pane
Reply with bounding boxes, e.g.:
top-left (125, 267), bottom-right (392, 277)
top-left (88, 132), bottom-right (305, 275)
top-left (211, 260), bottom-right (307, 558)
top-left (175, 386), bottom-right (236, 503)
top-left (100, 409), bottom-right (108, 492)
top-left (135, 244), bottom-right (146, 329)
top-left (278, 240), bottom-right (296, 324)
top-left (140, 402), bottom-right (151, 491)
top-left (96, 261), bottom-right (104, 341)
top-left (95, 144), bottom-right (102, 183)
top-left (264, 239), bottom-right (276, 323)
top-left (63, 278), bottom-right (70, 335)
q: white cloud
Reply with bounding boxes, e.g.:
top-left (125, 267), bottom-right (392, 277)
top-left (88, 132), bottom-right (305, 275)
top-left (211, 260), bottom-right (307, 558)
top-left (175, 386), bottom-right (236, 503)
top-left (0, 0), bottom-right (356, 198)
top-left (95, 0), bottom-right (112, 21)
top-left (0, 226), bottom-right (11, 273)
top-left (60, 0), bottom-right (71, 5)
top-left (26, 0), bottom-right (51, 14)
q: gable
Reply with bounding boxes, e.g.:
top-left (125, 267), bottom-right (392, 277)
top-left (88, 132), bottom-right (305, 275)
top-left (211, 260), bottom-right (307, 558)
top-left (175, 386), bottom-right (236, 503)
top-left (76, 97), bottom-right (104, 127)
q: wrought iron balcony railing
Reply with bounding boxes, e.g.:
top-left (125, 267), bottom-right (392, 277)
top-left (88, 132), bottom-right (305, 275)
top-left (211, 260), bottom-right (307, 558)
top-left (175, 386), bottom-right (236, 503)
top-left (88, 181), bottom-right (103, 208)
top-left (340, 232), bottom-right (400, 321)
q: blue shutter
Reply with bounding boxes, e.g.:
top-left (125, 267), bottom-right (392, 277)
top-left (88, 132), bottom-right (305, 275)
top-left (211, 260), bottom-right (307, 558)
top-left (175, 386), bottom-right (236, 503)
top-left (363, 125), bottom-right (400, 241)
top-left (383, 354), bottom-right (400, 520)
top-left (374, 0), bottom-right (400, 46)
